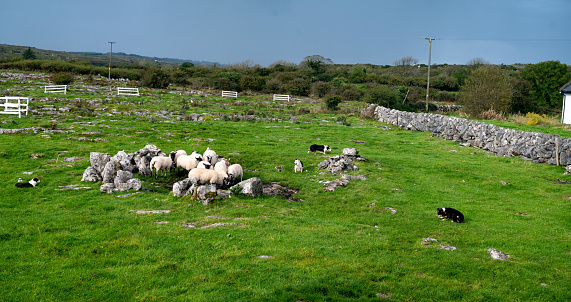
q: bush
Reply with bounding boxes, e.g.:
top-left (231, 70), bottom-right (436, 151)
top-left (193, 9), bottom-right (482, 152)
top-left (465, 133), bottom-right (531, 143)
top-left (325, 96), bottom-right (342, 111)
top-left (141, 69), bottom-right (170, 89)
top-left (52, 72), bottom-right (74, 85)
top-left (311, 81), bottom-right (331, 98)
top-left (363, 84), bottom-right (399, 108)
top-left (459, 66), bottom-right (511, 118)
top-left (285, 78), bottom-right (310, 96)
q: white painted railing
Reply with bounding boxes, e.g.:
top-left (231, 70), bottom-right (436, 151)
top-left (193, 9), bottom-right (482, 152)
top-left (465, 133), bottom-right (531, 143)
top-left (0, 97), bottom-right (29, 118)
top-left (222, 91), bottom-right (238, 98)
top-left (273, 94), bottom-right (291, 101)
top-left (44, 85), bottom-right (67, 94)
top-left (117, 87), bottom-right (140, 96)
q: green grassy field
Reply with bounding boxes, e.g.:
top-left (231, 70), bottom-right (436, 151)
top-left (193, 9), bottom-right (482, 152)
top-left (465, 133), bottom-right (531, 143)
top-left (1, 71), bottom-right (570, 301)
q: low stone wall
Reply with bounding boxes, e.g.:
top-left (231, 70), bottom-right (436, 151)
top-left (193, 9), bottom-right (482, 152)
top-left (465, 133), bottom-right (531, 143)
top-left (368, 104), bottom-right (571, 165)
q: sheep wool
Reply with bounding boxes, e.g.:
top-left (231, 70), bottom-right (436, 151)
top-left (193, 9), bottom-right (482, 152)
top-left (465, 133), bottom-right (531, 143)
top-left (177, 155), bottom-right (201, 171)
top-left (227, 164), bottom-right (243, 182)
top-left (188, 168), bottom-right (223, 186)
top-left (203, 147), bottom-right (218, 166)
top-left (150, 156), bottom-right (173, 179)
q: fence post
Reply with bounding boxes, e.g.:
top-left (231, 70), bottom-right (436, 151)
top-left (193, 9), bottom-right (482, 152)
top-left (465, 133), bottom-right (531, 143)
top-left (556, 136), bottom-right (560, 166)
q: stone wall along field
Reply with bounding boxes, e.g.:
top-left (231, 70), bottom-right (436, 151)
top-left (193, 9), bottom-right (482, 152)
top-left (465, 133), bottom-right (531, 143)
top-left (365, 104), bottom-right (571, 166)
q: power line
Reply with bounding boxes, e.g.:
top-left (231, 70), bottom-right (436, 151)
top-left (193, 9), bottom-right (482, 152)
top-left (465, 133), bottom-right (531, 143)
top-left (440, 38), bottom-right (571, 42)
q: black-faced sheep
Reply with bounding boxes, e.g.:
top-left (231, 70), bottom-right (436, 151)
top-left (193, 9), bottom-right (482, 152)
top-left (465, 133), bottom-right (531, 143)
top-left (214, 160), bottom-right (229, 178)
top-left (188, 168), bottom-right (224, 186)
top-left (150, 156), bottom-right (173, 179)
top-left (227, 164), bottom-right (243, 183)
top-left (196, 161), bottom-right (212, 169)
top-left (177, 154), bottom-right (201, 171)
top-left (170, 150), bottom-right (187, 172)
top-left (203, 147), bottom-right (218, 166)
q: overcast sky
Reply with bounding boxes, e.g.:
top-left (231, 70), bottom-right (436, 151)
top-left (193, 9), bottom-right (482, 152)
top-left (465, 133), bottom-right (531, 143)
top-left (1, 0), bottom-right (570, 66)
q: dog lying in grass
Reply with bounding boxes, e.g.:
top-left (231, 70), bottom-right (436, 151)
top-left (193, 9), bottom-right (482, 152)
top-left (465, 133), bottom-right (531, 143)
top-left (437, 207), bottom-right (464, 223)
top-left (308, 144), bottom-right (331, 154)
top-left (15, 178), bottom-right (40, 188)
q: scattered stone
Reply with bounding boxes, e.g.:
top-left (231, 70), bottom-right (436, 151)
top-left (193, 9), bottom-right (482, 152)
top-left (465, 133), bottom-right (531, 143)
top-left (116, 192), bottom-right (143, 198)
top-left (263, 182), bottom-right (300, 201)
top-left (439, 244), bottom-right (457, 251)
top-left (257, 255), bottom-right (273, 259)
top-left (55, 184), bottom-right (92, 191)
top-left (30, 153), bottom-right (44, 159)
top-left (81, 166), bottom-right (101, 182)
top-left (422, 238), bottom-right (438, 242)
top-left (102, 160), bottom-right (121, 184)
top-left (89, 152), bottom-right (111, 175)
top-left (487, 248), bottom-right (509, 260)
top-left (323, 178), bottom-right (349, 192)
top-left (196, 184), bottom-right (217, 205)
top-left (22, 172), bottom-right (34, 175)
top-left (199, 222), bottom-right (238, 229)
top-left (376, 293), bottom-right (390, 299)
top-left (100, 183), bottom-right (115, 193)
top-left (156, 221), bottom-right (169, 224)
top-left (341, 174), bottom-right (367, 181)
top-left (131, 210), bottom-right (171, 214)
top-left (343, 148), bottom-right (358, 156)
top-left (232, 177), bottom-right (263, 197)
top-left (114, 170), bottom-right (133, 187)
top-left (173, 178), bottom-right (194, 197)
top-left (62, 156), bottom-right (84, 163)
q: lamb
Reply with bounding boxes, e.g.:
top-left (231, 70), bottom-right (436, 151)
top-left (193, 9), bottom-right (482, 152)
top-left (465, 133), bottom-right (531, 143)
top-left (188, 168), bottom-right (224, 186)
top-left (169, 150), bottom-right (187, 172)
top-left (202, 147), bottom-right (218, 166)
top-left (177, 154), bottom-right (201, 171)
top-left (227, 164), bottom-right (243, 183)
top-left (196, 161), bottom-right (212, 169)
top-left (150, 156), bottom-right (173, 179)
top-left (214, 160), bottom-right (229, 178)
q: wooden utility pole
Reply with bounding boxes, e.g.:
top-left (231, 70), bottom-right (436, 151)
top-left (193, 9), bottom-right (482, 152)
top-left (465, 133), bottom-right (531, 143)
top-left (422, 37), bottom-right (438, 112)
top-left (108, 42), bottom-right (115, 80)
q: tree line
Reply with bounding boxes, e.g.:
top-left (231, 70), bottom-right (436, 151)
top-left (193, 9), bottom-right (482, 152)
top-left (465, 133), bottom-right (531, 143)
top-left (2, 50), bottom-right (570, 117)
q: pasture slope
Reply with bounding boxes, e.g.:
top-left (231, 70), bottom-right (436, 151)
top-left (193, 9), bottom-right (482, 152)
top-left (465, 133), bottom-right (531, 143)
top-left (0, 71), bottom-right (569, 301)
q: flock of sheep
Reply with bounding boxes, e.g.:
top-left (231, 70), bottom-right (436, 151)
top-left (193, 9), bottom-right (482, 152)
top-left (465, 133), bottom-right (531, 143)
top-left (150, 147), bottom-right (243, 188)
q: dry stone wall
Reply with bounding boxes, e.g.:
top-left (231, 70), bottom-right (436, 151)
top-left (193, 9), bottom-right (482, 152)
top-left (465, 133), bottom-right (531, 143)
top-left (368, 104), bottom-right (571, 165)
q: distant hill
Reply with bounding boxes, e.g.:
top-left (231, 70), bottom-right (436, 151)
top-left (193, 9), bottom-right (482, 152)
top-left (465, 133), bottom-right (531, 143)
top-left (0, 44), bottom-right (218, 67)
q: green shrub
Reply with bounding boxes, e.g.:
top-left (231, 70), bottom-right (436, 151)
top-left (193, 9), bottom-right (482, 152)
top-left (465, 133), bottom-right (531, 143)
top-left (325, 96), bottom-right (341, 111)
top-left (52, 72), bottom-right (74, 85)
top-left (363, 84), bottom-right (399, 108)
top-left (141, 69), bottom-right (170, 89)
top-left (459, 66), bottom-right (511, 118)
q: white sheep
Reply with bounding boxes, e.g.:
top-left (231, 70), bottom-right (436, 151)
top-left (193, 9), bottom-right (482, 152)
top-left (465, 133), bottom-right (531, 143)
top-left (227, 164), bottom-right (243, 183)
top-left (203, 147), bottom-right (218, 166)
top-left (188, 168), bottom-right (224, 186)
top-left (214, 160), bottom-right (229, 178)
top-left (177, 154), bottom-right (201, 171)
top-left (196, 161), bottom-right (212, 169)
top-left (150, 156), bottom-right (173, 179)
top-left (169, 150), bottom-right (187, 172)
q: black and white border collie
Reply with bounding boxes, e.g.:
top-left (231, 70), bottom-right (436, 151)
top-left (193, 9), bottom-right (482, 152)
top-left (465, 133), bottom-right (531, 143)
top-left (308, 144), bottom-right (331, 154)
top-left (294, 159), bottom-right (303, 173)
top-left (437, 207), bottom-right (464, 223)
top-left (15, 178), bottom-right (40, 188)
